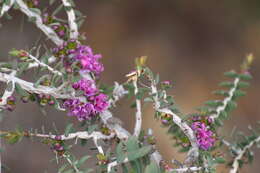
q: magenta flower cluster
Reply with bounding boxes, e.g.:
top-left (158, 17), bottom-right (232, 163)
top-left (191, 119), bottom-right (215, 150)
top-left (74, 45), bottom-right (104, 75)
top-left (53, 40), bottom-right (108, 121)
top-left (53, 40), bottom-right (104, 75)
top-left (63, 79), bottom-right (108, 121)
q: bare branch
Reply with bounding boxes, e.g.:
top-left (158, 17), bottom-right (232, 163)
top-left (27, 53), bottom-right (62, 76)
top-left (0, 71), bottom-right (85, 101)
top-left (133, 80), bottom-right (142, 137)
top-left (0, 71), bottom-right (16, 107)
top-left (61, 0), bottom-right (79, 39)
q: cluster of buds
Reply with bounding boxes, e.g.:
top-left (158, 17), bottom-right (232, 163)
top-left (100, 125), bottom-right (111, 136)
top-left (25, 0), bottom-right (39, 8)
top-left (51, 24), bottom-right (68, 38)
top-left (96, 153), bottom-right (109, 165)
top-left (161, 80), bottom-right (172, 90)
top-left (9, 49), bottom-right (29, 61)
top-left (141, 129), bottom-right (156, 145)
top-left (20, 93), bottom-right (55, 106)
top-left (4, 96), bottom-right (16, 111)
top-left (42, 13), bottom-right (68, 39)
top-left (38, 94), bottom-right (55, 106)
top-left (160, 160), bottom-right (172, 172)
top-left (160, 113), bottom-right (172, 125)
top-left (51, 136), bottom-right (65, 156)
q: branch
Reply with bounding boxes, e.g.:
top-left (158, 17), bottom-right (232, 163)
top-left (0, 71), bottom-right (16, 107)
top-left (133, 80), bottom-right (142, 137)
top-left (229, 136), bottom-right (260, 173)
top-left (27, 53), bottom-right (62, 76)
top-left (107, 158), bottom-right (129, 172)
top-left (167, 166), bottom-right (202, 173)
top-left (0, 71), bottom-right (85, 101)
top-left (0, 0), bottom-right (15, 17)
top-left (30, 131), bottom-right (115, 141)
top-left (210, 78), bottom-right (240, 120)
top-left (28, 56), bottom-right (57, 69)
top-left (151, 83), bottom-right (199, 164)
top-left (15, 0), bottom-right (64, 46)
top-left (61, 0), bottom-right (79, 39)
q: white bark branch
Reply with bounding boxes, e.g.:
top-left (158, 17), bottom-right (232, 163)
top-left (0, 0), bottom-right (15, 17)
top-left (15, 0), bottom-right (64, 46)
top-left (151, 84), bottom-right (199, 164)
top-left (0, 71), bottom-right (85, 101)
top-left (107, 158), bottom-right (129, 172)
top-left (61, 0), bottom-right (79, 39)
top-left (229, 136), bottom-right (260, 173)
top-left (133, 80), bottom-right (142, 137)
top-left (167, 166), bottom-right (202, 172)
top-left (0, 71), bottom-right (16, 107)
top-left (32, 131), bottom-right (115, 141)
top-left (211, 78), bottom-right (240, 120)
top-left (28, 56), bottom-right (57, 69)
top-left (27, 53), bottom-right (62, 76)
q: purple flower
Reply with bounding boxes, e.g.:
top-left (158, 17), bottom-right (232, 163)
top-left (191, 121), bottom-right (215, 150)
top-left (72, 79), bottom-right (98, 97)
top-left (74, 45), bottom-right (104, 75)
top-left (92, 93), bottom-right (108, 112)
top-left (63, 93), bottom-right (108, 121)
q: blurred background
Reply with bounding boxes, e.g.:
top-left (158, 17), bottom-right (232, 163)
top-left (1, 0), bottom-right (260, 172)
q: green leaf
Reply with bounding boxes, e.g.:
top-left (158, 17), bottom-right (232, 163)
top-left (58, 164), bottom-right (69, 173)
top-left (205, 100), bottom-right (223, 107)
top-left (52, 4), bottom-right (63, 16)
top-left (9, 49), bottom-right (20, 57)
top-left (122, 164), bottom-right (129, 173)
top-left (4, 0), bottom-right (11, 5)
top-left (15, 83), bottom-right (29, 97)
top-left (116, 142), bottom-right (126, 163)
top-left (130, 160), bottom-right (142, 173)
top-left (126, 136), bottom-right (139, 152)
top-left (155, 74), bottom-right (160, 84)
top-left (64, 123), bottom-right (74, 137)
top-left (213, 90), bottom-right (229, 97)
top-left (238, 81), bottom-right (250, 88)
top-left (233, 90), bottom-right (246, 98)
top-left (29, 8), bottom-right (41, 15)
top-left (144, 161), bottom-right (160, 173)
top-left (239, 73), bottom-right (252, 80)
top-left (18, 62), bottom-right (29, 74)
top-left (144, 97), bottom-right (153, 102)
top-left (219, 81), bottom-right (234, 88)
top-left (214, 157), bottom-right (225, 164)
top-left (87, 125), bottom-right (98, 133)
top-left (77, 155), bottom-right (91, 167)
top-left (34, 75), bottom-right (50, 88)
top-left (127, 146), bottom-right (152, 161)
top-left (224, 71), bottom-right (237, 78)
